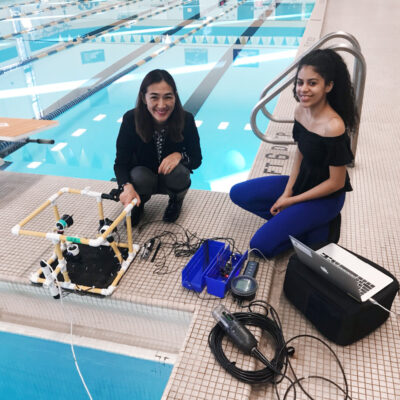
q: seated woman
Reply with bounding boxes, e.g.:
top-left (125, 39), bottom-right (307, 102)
top-left (230, 49), bottom-right (358, 258)
top-left (114, 69), bottom-right (202, 224)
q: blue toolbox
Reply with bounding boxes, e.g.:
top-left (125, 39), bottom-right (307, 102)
top-left (182, 240), bottom-right (247, 298)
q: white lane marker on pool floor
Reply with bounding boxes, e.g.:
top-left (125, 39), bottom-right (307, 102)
top-left (51, 142), bottom-right (67, 152)
top-left (71, 128), bottom-right (87, 137)
top-left (218, 122), bottom-right (229, 130)
top-left (195, 120), bottom-right (203, 127)
top-left (27, 161), bottom-right (42, 169)
top-left (93, 114), bottom-right (106, 121)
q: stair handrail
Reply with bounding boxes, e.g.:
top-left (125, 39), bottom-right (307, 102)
top-left (250, 31), bottom-right (366, 161)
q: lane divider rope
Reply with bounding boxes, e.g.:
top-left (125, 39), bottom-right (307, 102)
top-left (42, 0), bottom-right (248, 121)
top-left (0, 0), bottom-right (194, 75)
top-left (0, 0), bottom-right (96, 23)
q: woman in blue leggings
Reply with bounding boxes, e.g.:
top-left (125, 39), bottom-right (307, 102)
top-left (230, 49), bottom-right (358, 258)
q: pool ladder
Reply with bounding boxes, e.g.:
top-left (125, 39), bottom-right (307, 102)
top-left (250, 31), bottom-right (366, 164)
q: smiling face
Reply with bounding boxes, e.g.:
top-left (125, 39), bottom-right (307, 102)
top-left (295, 65), bottom-right (333, 108)
top-left (143, 80), bottom-right (176, 126)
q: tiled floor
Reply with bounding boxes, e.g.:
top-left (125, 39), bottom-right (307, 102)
top-left (1, 0), bottom-right (400, 399)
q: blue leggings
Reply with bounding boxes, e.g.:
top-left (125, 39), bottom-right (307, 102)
top-left (230, 175), bottom-right (346, 258)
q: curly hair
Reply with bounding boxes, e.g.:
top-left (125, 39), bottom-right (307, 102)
top-left (293, 49), bottom-right (359, 132)
top-left (134, 69), bottom-right (185, 143)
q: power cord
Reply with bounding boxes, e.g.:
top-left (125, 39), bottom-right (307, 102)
top-left (46, 262), bottom-right (93, 400)
top-left (281, 334), bottom-right (352, 400)
top-left (368, 297), bottom-right (400, 318)
top-left (138, 220), bottom-right (240, 275)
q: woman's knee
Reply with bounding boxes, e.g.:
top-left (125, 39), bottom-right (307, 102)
top-left (165, 164), bottom-right (191, 192)
top-left (229, 181), bottom-right (247, 206)
top-left (130, 166), bottom-right (157, 194)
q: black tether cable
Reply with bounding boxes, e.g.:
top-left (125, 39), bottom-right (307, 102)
top-left (208, 301), bottom-right (352, 400)
top-left (208, 311), bottom-right (290, 385)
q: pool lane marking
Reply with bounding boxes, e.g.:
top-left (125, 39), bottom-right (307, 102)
top-left (93, 114), bottom-right (106, 121)
top-left (218, 122), bottom-right (229, 130)
top-left (0, 0), bottom-right (135, 40)
top-left (51, 142), bottom-right (68, 151)
top-left (42, 2), bottom-right (205, 116)
top-left (0, 0), bottom-right (191, 76)
top-left (0, 0), bottom-right (98, 23)
top-left (42, 0), bottom-right (248, 120)
top-left (0, 0), bottom-right (42, 12)
top-left (0, 0), bottom-right (146, 74)
top-left (183, 4), bottom-right (274, 116)
top-left (71, 129), bottom-right (87, 137)
top-left (42, 0), bottom-right (224, 116)
top-left (27, 161), bottom-right (42, 168)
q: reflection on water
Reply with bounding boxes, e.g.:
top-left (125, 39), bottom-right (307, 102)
top-left (0, 0), bottom-right (314, 191)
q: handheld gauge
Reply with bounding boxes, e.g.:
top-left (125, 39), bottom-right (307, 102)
top-left (230, 260), bottom-right (259, 301)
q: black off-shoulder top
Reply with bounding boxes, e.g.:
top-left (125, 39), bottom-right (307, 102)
top-left (292, 120), bottom-right (354, 197)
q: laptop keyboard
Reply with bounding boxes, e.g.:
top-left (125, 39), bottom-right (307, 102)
top-left (320, 253), bottom-right (375, 295)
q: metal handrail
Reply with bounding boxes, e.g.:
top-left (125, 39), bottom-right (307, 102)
top-left (250, 31), bottom-right (366, 160)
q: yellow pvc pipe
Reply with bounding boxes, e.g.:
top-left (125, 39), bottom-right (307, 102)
top-left (126, 215), bottom-right (133, 253)
top-left (110, 242), bottom-right (123, 264)
top-left (98, 201), bottom-right (105, 221)
top-left (35, 278), bottom-right (104, 295)
top-left (18, 200), bottom-right (52, 227)
top-left (52, 204), bottom-right (60, 222)
top-left (54, 243), bottom-right (70, 283)
top-left (67, 188), bottom-right (82, 195)
top-left (18, 228), bottom-right (130, 249)
top-left (100, 199), bottom-right (136, 240)
top-left (19, 229), bottom-right (48, 238)
top-left (75, 284), bottom-right (103, 294)
top-left (110, 269), bottom-right (125, 288)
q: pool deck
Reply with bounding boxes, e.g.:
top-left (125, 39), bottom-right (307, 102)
top-left (1, 0), bottom-right (400, 399)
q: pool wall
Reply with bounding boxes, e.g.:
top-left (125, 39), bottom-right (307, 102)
top-left (0, 281), bottom-right (194, 354)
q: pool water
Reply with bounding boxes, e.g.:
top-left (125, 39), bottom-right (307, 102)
top-left (0, 330), bottom-right (172, 399)
top-left (0, 1), bottom-right (314, 191)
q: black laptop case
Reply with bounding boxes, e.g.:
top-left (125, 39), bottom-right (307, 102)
top-left (283, 249), bottom-right (399, 345)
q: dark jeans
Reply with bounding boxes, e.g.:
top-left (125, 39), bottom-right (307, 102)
top-left (129, 163), bottom-right (191, 203)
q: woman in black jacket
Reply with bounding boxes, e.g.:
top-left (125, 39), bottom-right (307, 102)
top-left (114, 69), bottom-right (202, 224)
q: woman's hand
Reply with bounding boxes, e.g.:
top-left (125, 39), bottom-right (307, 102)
top-left (119, 183), bottom-right (141, 206)
top-left (158, 152), bottom-right (182, 175)
top-left (270, 194), bottom-right (295, 216)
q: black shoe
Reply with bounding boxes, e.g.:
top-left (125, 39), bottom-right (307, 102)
top-left (163, 197), bottom-right (183, 223)
top-left (131, 203), bottom-right (144, 226)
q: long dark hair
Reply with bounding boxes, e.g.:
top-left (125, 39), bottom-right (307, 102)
top-left (293, 49), bottom-right (359, 132)
top-left (134, 69), bottom-right (185, 143)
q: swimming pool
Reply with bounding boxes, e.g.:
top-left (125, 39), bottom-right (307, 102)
top-left (0, 330), bottom-right (173, 399)
top-left (0, 0), bottom-right (314, 190)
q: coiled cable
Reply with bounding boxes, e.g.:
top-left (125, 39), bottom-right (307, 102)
top-left (208, 310), bottom-right (290, 385)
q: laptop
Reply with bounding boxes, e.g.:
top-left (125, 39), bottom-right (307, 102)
top-left (289, 236), bottom-right (393, 302)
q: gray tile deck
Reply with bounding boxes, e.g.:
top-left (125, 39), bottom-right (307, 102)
top-left (1, 0), bottom-right (400, 399)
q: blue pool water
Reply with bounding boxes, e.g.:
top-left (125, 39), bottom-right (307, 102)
top-left (0, 331), bottom-right (172, 399)
top-left (0, 0), bottom-right (314, 190)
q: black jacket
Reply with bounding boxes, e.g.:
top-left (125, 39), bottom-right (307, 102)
top-left (114, 109), bottom-right (202, 186)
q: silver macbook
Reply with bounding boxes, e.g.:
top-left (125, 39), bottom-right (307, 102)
top-left (289, 236), bottom-right (393, 302)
